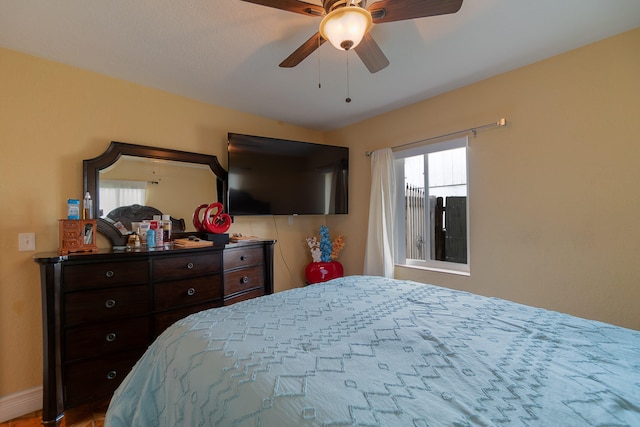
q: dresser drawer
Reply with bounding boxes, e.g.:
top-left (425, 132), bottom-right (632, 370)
top-left (224, 265), bottom-right (264, 296)
top-left (224, 288), bottom-right (265, 306)
top-left (65, 317), bottom-right (150, 361)
top-left (154, 274), bottom-right (223, 311)
top-left (64, 260), bottom-right (149, 290)
top-left (154, 301), bottom-right (223, 336)
top-left (152, 252), bottom-right (221, 281)
top-left (64, 285), bottom-right (149, 326)
top-left (60, 220), bottom-right (82, 237)
top-left (224, 246), bottom-right (264, 270)
top-left (64, 349), bottom-right (144, 407)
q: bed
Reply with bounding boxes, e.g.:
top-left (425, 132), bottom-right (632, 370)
top-left (105, 276), bottom-right (640, 426)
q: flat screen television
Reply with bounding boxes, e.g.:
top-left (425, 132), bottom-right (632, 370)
top-left (227, 133), bottom-right (348, 216)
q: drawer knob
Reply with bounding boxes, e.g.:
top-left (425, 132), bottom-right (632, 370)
top-left (105, 299), bottom-right (116, 309)
top-left (186, 262), bottom-right (194, 269)
top-left (107, 370), bottom-right (117, 380)
top-left (241, 276), bottom-right (249, 284)
top-left (187, 287), bottom-right (196, 296)
top-left (106, 333), bottom-right (117, 342)
top-left (105, 270), bottom-right (115, 278)
top-left (240, 255), bottom-right (248, 261)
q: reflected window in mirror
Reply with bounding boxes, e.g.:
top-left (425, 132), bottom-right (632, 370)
top-left (99, 180), bottom-right (146, 217)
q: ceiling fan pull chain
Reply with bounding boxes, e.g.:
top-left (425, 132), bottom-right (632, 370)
top-left (345, 51), bottom-right (352, 103)
top-left (318, 34), bottom-right (322, 89)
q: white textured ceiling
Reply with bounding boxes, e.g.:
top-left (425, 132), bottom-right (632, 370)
top-left (1, 0), bottom-right (639, 131)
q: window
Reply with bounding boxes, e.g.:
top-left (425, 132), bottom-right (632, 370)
top-left (394, 136), bottom-right (469, 273)
top-left (99, 180), bottom-right (147, 217)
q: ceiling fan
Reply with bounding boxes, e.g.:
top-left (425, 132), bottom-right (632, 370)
top-left (241, 0), bottom-right (463, 73)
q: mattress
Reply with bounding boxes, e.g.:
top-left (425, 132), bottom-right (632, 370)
top-left (105, 275), bottom-right (640, 426)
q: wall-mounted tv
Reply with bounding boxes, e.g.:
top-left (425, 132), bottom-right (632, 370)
top-left (227, 133), bottom-right (348, 216)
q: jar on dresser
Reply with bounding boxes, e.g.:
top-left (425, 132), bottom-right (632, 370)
top-left (34, 240), bottom-right (275, 426)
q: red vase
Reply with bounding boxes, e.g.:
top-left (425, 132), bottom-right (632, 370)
top-left (305, 261), bottom-right (344, 284)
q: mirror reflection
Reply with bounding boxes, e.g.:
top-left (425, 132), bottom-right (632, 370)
top-left (84, 141), bottom-right (228, 246)
top-left (98, 155), bottom-right (217, 232)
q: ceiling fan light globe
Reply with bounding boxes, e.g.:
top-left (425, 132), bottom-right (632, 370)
top-left (319, 7), bottom-right (372, 51)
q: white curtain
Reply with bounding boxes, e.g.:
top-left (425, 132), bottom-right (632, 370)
top-left (99, 180), bottom-right (147, 217)
top-left (363, 148), bottom-right (396, 277)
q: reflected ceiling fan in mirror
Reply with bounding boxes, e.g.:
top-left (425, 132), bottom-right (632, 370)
top-left (241, 0), bottom-right (463, 73)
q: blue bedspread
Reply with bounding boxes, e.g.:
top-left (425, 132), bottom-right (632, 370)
top-left (105, 276), bottom-right (640, 426)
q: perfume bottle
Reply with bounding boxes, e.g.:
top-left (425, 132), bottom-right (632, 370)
top-left (83, 192), bottom-right (93, 219)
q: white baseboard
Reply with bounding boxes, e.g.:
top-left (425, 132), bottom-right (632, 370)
top-left (0, 386), bottom-right (42, 423)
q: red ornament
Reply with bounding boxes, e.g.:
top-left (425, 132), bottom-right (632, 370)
top-left (305, 261), bottom-right (344, 285)
top-left (193, 203), bottom-right (232, 234)
top-left (202, 202), bottom-right (231, 234)
top-left (192, 203), bottom-right (209, 231)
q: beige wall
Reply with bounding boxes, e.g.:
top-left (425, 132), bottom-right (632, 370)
top-left (329, 28), bottom-right (640, 330)
top-left (1, 27), bottom-right (638, 401)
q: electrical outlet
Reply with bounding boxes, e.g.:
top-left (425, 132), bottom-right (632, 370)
top-left (19, 232), bottom-right (36, 251)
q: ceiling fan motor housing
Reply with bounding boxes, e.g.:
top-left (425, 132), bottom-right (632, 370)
top-left (323, 0), bottom-right (368, 13)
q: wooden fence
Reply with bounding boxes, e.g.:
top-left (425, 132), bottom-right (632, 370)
top-left (405, 184), bottom-right (466, 263)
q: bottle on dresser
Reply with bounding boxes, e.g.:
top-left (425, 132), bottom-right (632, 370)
top-left (146, 228), bottom-right (155, 247)
top-left (83, 192), bottom-right (93, 219)
top-left (162, 214), bottom-right (171, 242)
top-left (152, 216), bottom-right (163, 247)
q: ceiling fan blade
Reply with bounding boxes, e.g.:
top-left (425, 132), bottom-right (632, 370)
top-left (280, 32), bottom-right (326, 68)
top-left (354, 33), bottom-right (389, 73)
top-left (240, 0), bottom-right (324, 17)
top-left (368, 0), bottom-right (463, 24)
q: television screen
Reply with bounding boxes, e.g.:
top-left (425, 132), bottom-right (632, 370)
top-left (227, 133), bottom-right (348, 215)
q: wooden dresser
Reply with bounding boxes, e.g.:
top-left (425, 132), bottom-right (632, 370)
top-left (35, 240), bottom-right (275, 426)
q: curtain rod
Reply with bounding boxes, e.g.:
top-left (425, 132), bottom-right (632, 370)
top-left (365, 118), bottom-right (507, 156)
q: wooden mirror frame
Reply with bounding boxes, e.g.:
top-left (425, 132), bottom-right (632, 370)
top-left (83, 141), bottom-right (228, 246)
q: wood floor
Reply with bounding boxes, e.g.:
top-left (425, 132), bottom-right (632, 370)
top-left (0, 399), bottom-right (108, 427)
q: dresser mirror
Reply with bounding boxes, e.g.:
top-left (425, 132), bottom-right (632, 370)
top-left (84, 141), bottom-right (227, 246)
